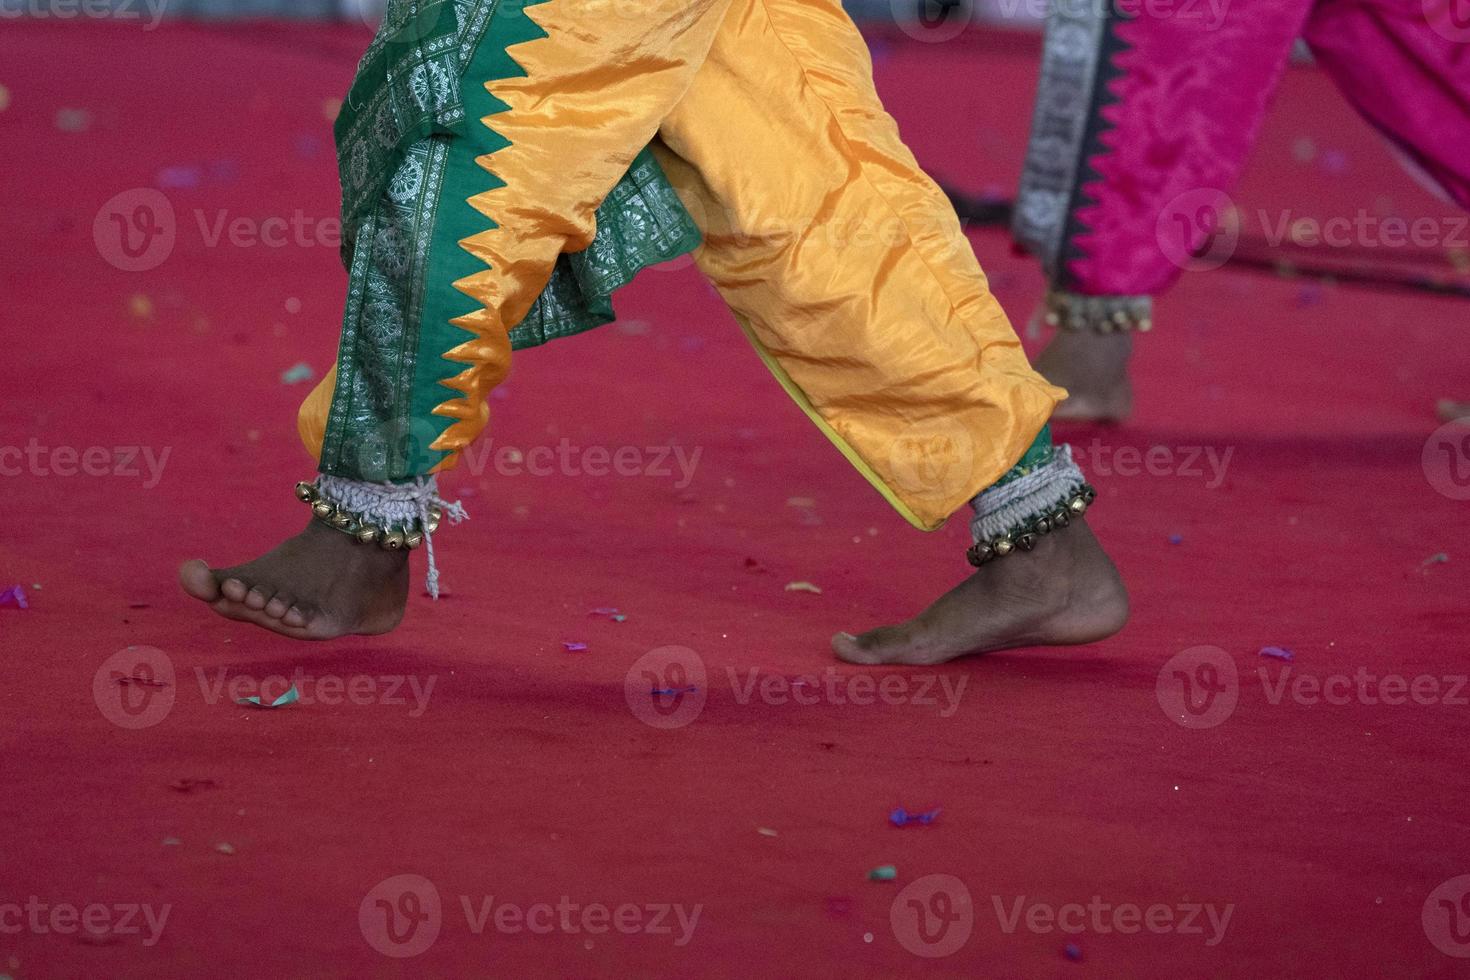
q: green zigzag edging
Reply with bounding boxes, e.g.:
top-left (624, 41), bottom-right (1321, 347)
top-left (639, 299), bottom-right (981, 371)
top-left (404, 0), bottom-right (553, 470)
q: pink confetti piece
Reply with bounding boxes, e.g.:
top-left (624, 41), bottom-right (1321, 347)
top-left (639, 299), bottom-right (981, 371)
top-left (1258, 646), bottom-right (1294, 662)
top-left (562, 641), bottom-right (588, 652)
top-left (589, 607), bottom-right (620, 617)
top-left (0, 585), bottom-right (28, 609)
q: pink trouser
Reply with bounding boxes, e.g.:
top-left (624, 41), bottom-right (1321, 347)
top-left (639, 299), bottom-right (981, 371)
top-left (1012, 0), bottom-right (1470, 298)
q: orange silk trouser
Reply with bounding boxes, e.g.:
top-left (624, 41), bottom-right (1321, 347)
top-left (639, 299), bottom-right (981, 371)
top-left (300, 0), bottom-right (1063, 530)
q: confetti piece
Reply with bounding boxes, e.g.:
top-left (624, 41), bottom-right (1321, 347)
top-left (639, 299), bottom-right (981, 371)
top-left (285, 297), bottom-right (302, 315)
top-left (236, 685), bottom-right (300, 709)
top-left (214, 842), bottom-right (236, 855)
top-left (129, 293), bottom-right (154, 320)
top-left (155, 164), bottom-right (202, 190)
top-left (757, 827), bottom-right (778, 837)
top-left (1168, 534), bottom-right (1183, 545)
top-left (1258, 646), bottom-right (1294, 662)
top-left (55, 108), bottom-right (93, 132)
top-left (611, 614), bottom-right (626, 623)
top-left (867, 865), bottom-right (897, 882)
top-left (784, 581), bottom-right (822, 595)
top-left (786, 497), bottom-right (816, 508)
top-left (1421, 552), bottom-right (1449, 568)
top-left (161, 838), bottom-right (182, 847)
top-left (1064, 942), bottom-right (1083, 962)
top-left (117, 674), bottom-right (167, 689)
top-left (0, 84), bottom-right (10, 112)
top-left (743, 557), bottom-right (767, 573)
top-left (589, 606), bottom-right (620, 617)
top-left (321, 98), bottom-right (342, 122)
top-left (889, 807), bottom-right (942, 827)
top-left (651, 686), bottom-right (697, 696)
top-left (279, 362), bottom-right (315, 385)
top-left (169, 778), bottom-right (217, 793)
top-left (0, 585), bottom-right (28, 609)
top-left (562, 641), bottom-right (588, 652)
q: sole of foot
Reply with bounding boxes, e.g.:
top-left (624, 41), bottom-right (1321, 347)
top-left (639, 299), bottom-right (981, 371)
top-left (831, 518), bottom-right (1127, 666)
top-left (178, 519), bottom-right (410, 640)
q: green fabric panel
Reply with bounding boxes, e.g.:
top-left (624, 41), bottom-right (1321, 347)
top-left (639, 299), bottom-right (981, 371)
top-left (320, 0), bottom-right (702, 482)
top-left (991, 423), bottom-right (1055, 489)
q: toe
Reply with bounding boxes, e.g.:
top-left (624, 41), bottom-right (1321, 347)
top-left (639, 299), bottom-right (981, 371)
top-left (264, 595), bottom-right (291, 619)
top-left (832, 630), bottom-right (886, 665)
top-left (178, 560), bottom-right (221, 602)
top-left (244, 587), bottom-right (271, 611)
top-left (283, 605), bottom-right (311, 629)
top-left (220, 577), bottom-right (250, 602)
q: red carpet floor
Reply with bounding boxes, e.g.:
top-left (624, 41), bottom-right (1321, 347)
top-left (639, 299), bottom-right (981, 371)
top-left (3, 20), bottom-right (1469, 979)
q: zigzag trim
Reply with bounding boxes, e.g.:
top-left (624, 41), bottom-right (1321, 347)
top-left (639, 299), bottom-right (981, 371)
top-left (1053, 9), bottom-right (1136, 292)
top-left (426, 0), bottom-right (554, 466)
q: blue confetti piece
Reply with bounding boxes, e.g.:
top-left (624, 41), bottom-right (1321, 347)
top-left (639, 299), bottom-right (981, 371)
top-left (1064, 942), bottom-right (1083, 962)
top-left (1258, 646), bottom-right (1294, 662)
top-left (889, 806), bottom-right (942, 827)
top-left (562, 641), bottom-right (588, 652)
top-left (651, 686), bottom-right (696, 696)
top-left (1168, 534), bottom-right (1183, 545)
top-left (237, 685), bottom-right (300, 709)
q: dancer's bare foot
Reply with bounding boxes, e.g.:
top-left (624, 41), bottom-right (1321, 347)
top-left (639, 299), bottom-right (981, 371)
top-left (1035, 329), bottom-right (1134, 422)
top-left (178, 520), bottom-right (409, 640)
top-left (831, 519), bottom-right (1127, 665)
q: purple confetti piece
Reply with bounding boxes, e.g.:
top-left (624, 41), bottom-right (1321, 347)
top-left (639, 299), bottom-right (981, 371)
top-left (1168, 534), bottom-right (1183, 545)
top-left (890, 806), bottom-right (942, 827)
top-left (0, 585), bottom-right (28, 609)
top-left (1064, 942), bottom-right (1083, 962)
top-left (155, 165), bottom-right (202, 190)
top-left (651, 686), bottom-right (696, 696)
top-left (562, 641), bottom-right (588, 652)
top-left (1258, 646), bottom-right (1294, 662)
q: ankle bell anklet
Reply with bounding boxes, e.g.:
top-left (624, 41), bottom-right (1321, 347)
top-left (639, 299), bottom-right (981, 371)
top-left (296, 481), bottom-right (438, 550)
top-left (1044, 290), bottom-right (1152, 334)
top-left (967, 444), bottom-right (1095, 568)
top-left (294, 475), bottom-right (467, 599)
top-left (966, 484), bottom-right (1096, 567)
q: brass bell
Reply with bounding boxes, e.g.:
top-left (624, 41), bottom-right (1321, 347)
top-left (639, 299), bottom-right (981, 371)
top-left (1016, 533), bottom-right (1038, 552)
top-left (331, 510), bottom-right (354, 529)
top-left (1043, 311), bottom-right (1060, 328)
top-left (1034, 517), bottom-right (1051, 535)
top-left (405, 531), bottom-right (425, 550)
top-left (1068, 496), bottom-right (1088, 515)
top-left (295, 481), bottom-right (318, 503)
top-left (355, 526), bottom-right (380, 545)
top-left (312, 501), bottom-right (334, 521)
top-left (1137, 318), bottom-right (1154, 333)
top-left (426, 507), bottom-right (443, 533)
top-left (382, 530), bottom-right (407, 550)
top-left (1052, 509), bottom-right (1069, 528)
top-left (993, 537), bottom-right (1014, 557)
top-left (1083, 487), bottom-right (1097, 504)
top-left (967, 543), bottom-right (992, 567)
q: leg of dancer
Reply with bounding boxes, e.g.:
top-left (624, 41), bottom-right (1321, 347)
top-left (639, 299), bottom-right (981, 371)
top-left (1015, 0), bottom-right (1470, 421)
top-left (179, 0), bottom-right (1128, 659)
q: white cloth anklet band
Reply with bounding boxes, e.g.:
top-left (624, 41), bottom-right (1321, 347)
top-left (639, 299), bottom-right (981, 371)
top-left (969, 444), bottom-right (1087, 544)
top-left (316, 474), bottom-right (468, 600)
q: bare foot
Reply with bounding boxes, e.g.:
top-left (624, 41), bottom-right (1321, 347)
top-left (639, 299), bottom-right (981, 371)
top-left (831, 519), bottom-right (1127, 665)
top-left (1035, 329), bottom-right (1134, 422)
top-left (178, 520), bottom-right (409, 640)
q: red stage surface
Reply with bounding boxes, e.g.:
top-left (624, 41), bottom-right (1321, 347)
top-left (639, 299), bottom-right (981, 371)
top-left (2, 19), bottom-right (1468, 978)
